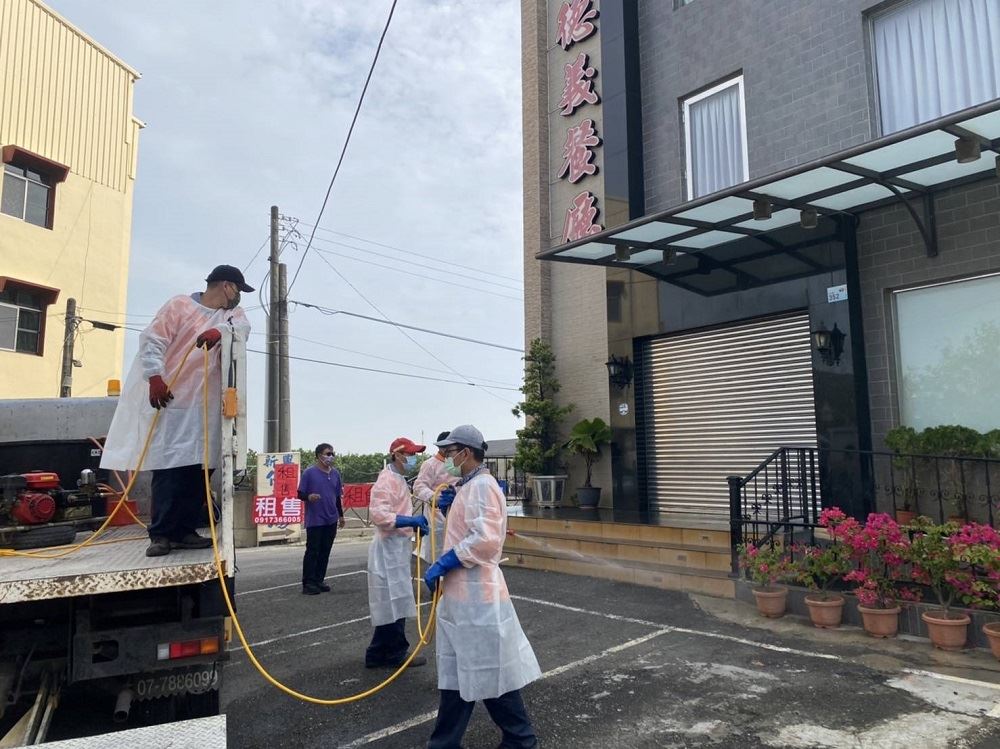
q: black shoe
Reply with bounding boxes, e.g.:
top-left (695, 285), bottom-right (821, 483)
top-left (302, 585), bottom-right (322, 595)
top-left (171, 533), bottom-right (213, 549)
top-left (146, 538), bottom-right (171, 557)
top-left (318, 583), bottom-right (331, 592)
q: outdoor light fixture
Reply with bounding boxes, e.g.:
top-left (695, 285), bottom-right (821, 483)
top-left (954, 136), bottom-right (981, 164)
top-left (605, 354), bottom-right (633, 390)
top-left (614, 244), bottom-right (632, 261)
top-left (799, 206), bottom-right (818, 229)
top-left (752, 198), bottom-right (772, 220)
top-left (662, 249), bottom-right (676, 265)
top-left (811, 322), bottom-right (846, 366)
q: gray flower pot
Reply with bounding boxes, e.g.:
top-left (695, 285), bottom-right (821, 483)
top-left (577, 486), bottom-right (601, 508)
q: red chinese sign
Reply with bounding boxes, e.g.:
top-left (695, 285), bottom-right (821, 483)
top-left (272, 462), bottom-right (299, 499)
top-left (342, 483), bottom-right (373, 510)
top-left (559, 52), bottom-right (599, 116)
top-left (252, 495), bottom-right (303, 525)
top-left (557, 118), bottom-right (601, 183)
top-left (563, 190), bottom-right (602, 242)
top-left (556, 0), bottom-right (598, 50)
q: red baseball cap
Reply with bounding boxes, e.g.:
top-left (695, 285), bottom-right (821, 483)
top-left (389, 437), bottom-right (425, 454)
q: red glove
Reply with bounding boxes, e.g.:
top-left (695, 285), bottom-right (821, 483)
top-left (196, 328), bottom-right (222, 349)
top-left (148, 375), bottom-right (173, 409)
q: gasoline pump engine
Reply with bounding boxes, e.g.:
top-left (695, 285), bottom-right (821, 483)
top-left (0, 469), bottom-right (105, 530)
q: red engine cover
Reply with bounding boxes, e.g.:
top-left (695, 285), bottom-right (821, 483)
top-left (22, 472), bottom-right (61, 490)
top-left (12, 492), bottom-right (57, 524)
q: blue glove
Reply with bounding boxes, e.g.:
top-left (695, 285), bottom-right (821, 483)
top-left (437, 488), bottom-right (456, 515)
top-left (424, 549), bottom-right (462, 594)
top-left (394, 514), bottom-right (430, 536)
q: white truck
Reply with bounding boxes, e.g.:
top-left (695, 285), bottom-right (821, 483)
top-left (0, 333), bottom-right (245, 746)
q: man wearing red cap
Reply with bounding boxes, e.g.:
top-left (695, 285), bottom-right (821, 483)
top-left (365, 436), bottom-right (430, 669)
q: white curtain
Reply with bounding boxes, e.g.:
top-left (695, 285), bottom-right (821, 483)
top-left (874, 0), bottom-right (1000, 134)
top-left (688, 81), bottom-right (746, 198)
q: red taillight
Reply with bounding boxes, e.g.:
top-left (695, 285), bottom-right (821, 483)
top-left (158, 637), bottom-right (220, 660)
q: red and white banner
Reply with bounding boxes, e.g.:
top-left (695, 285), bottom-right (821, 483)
top-left (252, 495), bottom-right (303, 525)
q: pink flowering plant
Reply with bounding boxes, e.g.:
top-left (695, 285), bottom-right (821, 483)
top-left (789, 513), bottom-right (853, 601)
top-left (907, 518), bottom-right (1000, 616)
top-left (824, 509), bottom-right (917, 609)
top-left (738, 542), bottom-right (793, 590)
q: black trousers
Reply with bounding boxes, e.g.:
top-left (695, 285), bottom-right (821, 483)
top-left (365, 618), bottom-right (408, 667)
top-left (302, 524), bottom-right (337, 588)
top-left (427, 688), bottom-right (537, 749)
top-left (149, 464), bottom-right (210, 542)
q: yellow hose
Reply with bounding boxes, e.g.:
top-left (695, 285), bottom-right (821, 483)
top-left (1, 347), bottom-right (195, 558)
top-left (200, 348), bottom-right (444, 704)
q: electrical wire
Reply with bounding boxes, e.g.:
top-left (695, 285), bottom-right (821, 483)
top-left (287, 0), bottom-right (399, 295)
top-left (289, 300), bottom-right (523, 352)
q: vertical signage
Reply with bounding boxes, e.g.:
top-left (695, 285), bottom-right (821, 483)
top-left (255, 451), bottom-right (303, 543)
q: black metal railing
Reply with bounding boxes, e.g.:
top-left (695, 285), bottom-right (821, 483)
top-left (485, 457), bottom-right (528, 503)
top-left (728, 446), bottom-right (1000, 575)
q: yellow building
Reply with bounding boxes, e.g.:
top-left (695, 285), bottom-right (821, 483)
top-left (0, 0), bottom-right (141, 398)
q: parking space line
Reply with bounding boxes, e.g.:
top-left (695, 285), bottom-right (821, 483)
top-left (341, 628), bottom-right (673, 747)
top-left (902, 668), bottom-right (1000, 692)
top-left (238, 570), bottom-right (366, 596)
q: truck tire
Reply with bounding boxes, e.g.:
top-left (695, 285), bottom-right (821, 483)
top-left (1, 525), bottom-right (78, 550)
top-left (177, 687), bottom-right (220, 719)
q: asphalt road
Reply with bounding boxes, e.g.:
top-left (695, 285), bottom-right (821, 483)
top-left (222, 539), bottom-right (1000, 749)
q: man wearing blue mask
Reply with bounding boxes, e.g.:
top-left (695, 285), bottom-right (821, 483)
top-left (297, 443), bottom-right (345, 595)
top-left (365, 437), bottom-right (430, 669)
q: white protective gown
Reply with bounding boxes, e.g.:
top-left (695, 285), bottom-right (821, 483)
top-left (100, 294), bottom-right (250, 471)
top-left (413, 455), bottom-right (459, 563)
top-left (436, 471), bottom-right (541, 701)
top-left (367, 466), bottom-right (418, 626)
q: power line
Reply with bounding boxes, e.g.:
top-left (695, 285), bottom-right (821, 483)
top-left (312, 247), bottom-right (521, 301)
top-left (242, 235), bottom-right (271, 274)
top-left (289, 217), bottom-right (523, 285)
top-left (289, 299), bottom-right (524, 352)
top-left (246, 347), bottom-right (519, 390)
top-left (287, 0), bottom-right (399, 294)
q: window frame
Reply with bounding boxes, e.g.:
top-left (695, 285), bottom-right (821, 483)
top-left (0, 146), bottom-right (69, 230)
top-left (0, 278), bottom-right (59, 357)
top-left (682, 75), bottom-right (750, 200)
top-left (2, 163), bottom-right (53, 228)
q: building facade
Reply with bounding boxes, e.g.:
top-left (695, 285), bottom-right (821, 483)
top-left (0, 0), bottom-right (141, 398)
top-left (523, 0), bottom-right (1000, 523)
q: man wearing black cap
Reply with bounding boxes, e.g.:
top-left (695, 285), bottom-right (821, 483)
top-left (101, 265), bottom-right (253, 557)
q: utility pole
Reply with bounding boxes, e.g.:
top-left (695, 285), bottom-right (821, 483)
top-left (277, 262), bottom-right (291, 452)
top-left (59, 297), bottom-right (78, 397)
top-left (265, 206), bottom-right (280, 452)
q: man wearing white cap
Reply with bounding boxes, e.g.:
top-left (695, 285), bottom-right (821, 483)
top-left (423, 425), bottom-right (540, 749)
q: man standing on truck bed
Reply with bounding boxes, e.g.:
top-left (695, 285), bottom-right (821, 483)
top-left (101, 265), bottom-right (252, 557)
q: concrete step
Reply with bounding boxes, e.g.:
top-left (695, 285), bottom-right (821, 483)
top-left (510, 516), bottom-right (731, 550)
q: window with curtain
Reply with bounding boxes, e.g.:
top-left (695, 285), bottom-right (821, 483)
top-left (683, 77), bottom-right (748, 199)
top-left (872, 0), bottom-right (1000, 134)
top-left (893, 273), bottom-right (1000, 432)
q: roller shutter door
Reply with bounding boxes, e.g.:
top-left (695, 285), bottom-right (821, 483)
top-left (640, 312), bottom-right (818, 516)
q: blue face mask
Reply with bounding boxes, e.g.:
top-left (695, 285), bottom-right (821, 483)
top-left (404, 455), bottom-right (418, 471)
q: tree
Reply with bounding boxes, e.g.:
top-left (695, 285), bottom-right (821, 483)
top-left (512, 338), bottom-right (574, 474)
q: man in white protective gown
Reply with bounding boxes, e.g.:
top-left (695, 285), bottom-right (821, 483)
top-left (365, 436), bottom-right (431, 669)
top-left (413, 430), bottom-right (460, 564)
top-left (100, 265), bottom-right (251, 558)
top-left (423, 424), bottom-right (540, 749)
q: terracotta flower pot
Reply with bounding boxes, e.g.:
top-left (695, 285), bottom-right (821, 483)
top-left (752, 586), bottom-right (787, 618)
top-left (922, 610), bottom-right (971, 651)
top-left (857, 604), bottom-right (901, 638)
top-left (894, 509), bottom-right (917, 525)
top-left (983, 622), bottom-right (1000, 661)
top-left (805, 593), bottom-right (845, 629)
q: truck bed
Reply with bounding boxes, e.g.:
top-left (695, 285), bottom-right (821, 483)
top-left (0, 527), bottom-right (220, 604)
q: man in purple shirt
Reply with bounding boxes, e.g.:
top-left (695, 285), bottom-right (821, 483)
top-left (298, 443), bottom-right (346, 595)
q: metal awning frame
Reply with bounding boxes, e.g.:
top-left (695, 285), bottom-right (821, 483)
top-left (538, 99), bottom-right (1000, 281)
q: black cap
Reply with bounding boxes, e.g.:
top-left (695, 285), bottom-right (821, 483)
top-left (205, 265), bottom-right (254, 292)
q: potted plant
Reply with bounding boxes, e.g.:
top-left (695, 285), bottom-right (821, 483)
top-left (738, 542), bottom-right (792, 618)
top-left (948, 520), bottom-right (1000, 659)
top-left (564, 417), bottom-right (613, 509)
top-left (827, 510), bottom-right (918, 638)
top-left (512, 339), bottom-right (574, 507)
top-left (884, 426), bottom-right (919, 523)
top-left (918, 425), bottom-right (982, 522)
top-left (790, 509), bottom-right (854, 628)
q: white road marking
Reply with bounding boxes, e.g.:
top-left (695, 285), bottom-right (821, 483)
top-left (237, 569), bottom-right (366, 596)
top-left (341, 628), bottom-right (672, 747)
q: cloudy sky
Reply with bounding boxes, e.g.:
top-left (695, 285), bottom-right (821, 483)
top-left (48, 0), bottom-right (526, 455)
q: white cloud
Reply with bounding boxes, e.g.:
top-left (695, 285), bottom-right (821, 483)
top-left (48, 0), bottom-right (526, 453)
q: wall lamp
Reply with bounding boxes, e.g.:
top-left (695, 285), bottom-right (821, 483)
top-left (799, 206), bottom-right (818, 229)
top-left (811, 322), bottom-right (846, 366)
top-left (614, 244), bottom-right (632, 261)
top-left (954, 136), bottom-right (981, 164)
top-left (752, 198), bottom-right (772, 220)
top-left (605, 354), bottom-right (633, 390)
